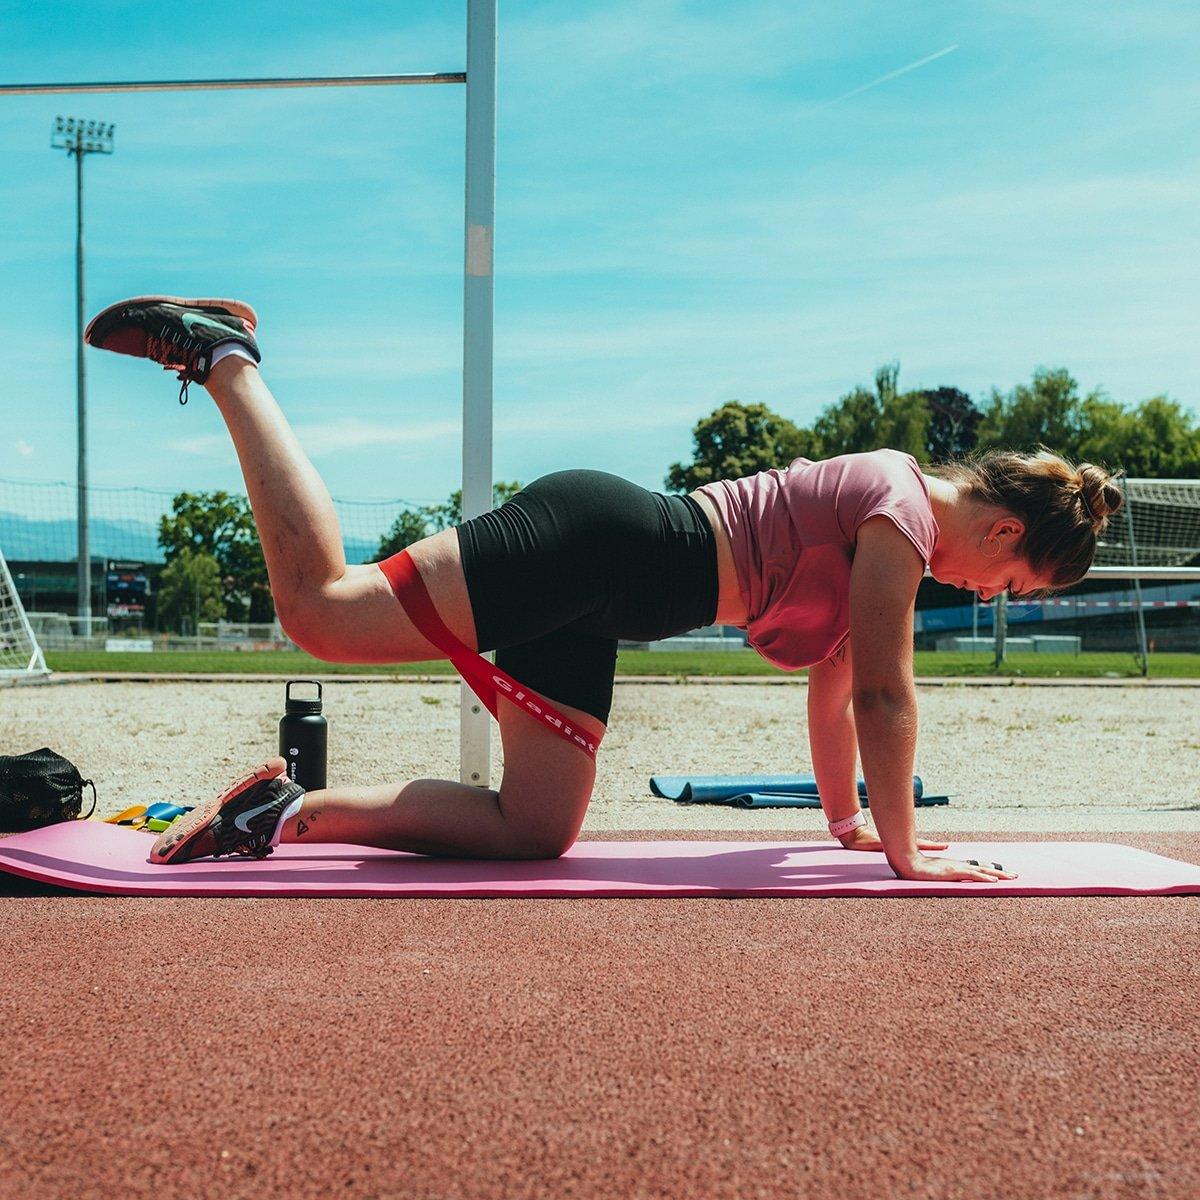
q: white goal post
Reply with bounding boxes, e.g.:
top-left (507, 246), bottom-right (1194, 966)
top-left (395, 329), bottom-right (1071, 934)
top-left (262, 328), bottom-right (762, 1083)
top-left (1096, 478), bottom-right (1200, 568)
top-left (1, 0), bottom-right (497, 781)
top-left (0, 545), bottom-right (49, 679)
top-left (988, 478), bottom-right (1200, 671)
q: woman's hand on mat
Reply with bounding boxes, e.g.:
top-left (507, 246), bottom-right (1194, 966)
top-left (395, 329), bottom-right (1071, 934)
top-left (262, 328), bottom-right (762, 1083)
top-left (893, 853), bottom-right (1018, 883)
top-left (839, 826), bottom-right (948, 853)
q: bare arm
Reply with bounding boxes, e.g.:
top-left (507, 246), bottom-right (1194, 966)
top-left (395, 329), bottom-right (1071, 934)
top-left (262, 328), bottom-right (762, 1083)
top-left (809, 642), bottom-right (948, 852)
top-left (807, 648), bottom-right (859, 826)
top-left (849, 518), bottom-right (1014, 882)
top-left (847, 518), bottom-right (924, 873)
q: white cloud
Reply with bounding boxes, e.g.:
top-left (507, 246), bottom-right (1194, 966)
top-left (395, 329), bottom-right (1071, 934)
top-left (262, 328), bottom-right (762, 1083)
top-left (16, 440), bottom-right (33, 457)
top-left (164, 432), bottom-right (230, 458)
top-left (507, 0), bottom-right (830, 92)
top-left (295, 416), bottom-right (461, 454)
top-left (267, 325), bottom-right (461, 382)
top-left (167, 415), bottom-right (462, 460)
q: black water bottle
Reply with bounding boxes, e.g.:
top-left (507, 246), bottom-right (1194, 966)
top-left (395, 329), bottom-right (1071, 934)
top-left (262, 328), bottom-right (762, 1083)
top-left (279, 680), bottom-right (327, 791)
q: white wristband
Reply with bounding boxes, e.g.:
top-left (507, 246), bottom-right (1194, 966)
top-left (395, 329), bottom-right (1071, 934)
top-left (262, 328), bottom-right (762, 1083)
top-left (828, 811), bottom-right (867, 839)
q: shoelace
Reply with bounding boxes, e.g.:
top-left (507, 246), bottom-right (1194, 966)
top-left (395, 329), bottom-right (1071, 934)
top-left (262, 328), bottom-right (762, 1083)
top-left (144, 330), bottom-right (203, 405)
top-left (231, 832), bottom-right (274, 859)
top-left (212, 823), bottom-right (275, 860)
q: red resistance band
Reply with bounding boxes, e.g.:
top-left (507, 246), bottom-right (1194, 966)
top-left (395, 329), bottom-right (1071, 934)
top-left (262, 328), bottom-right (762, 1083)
top-left (377, 550), bottom-right (603, 761)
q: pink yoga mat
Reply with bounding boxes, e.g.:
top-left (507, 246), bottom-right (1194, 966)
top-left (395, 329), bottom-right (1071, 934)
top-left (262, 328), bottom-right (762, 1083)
top-left (1, 821), bottom-right (1198, 897)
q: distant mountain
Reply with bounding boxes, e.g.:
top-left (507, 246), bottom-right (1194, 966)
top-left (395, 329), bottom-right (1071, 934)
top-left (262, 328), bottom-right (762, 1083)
top-left (0, 510), bottom-right (381, 565)
top-left (0, 510), bottom-right (161, 562)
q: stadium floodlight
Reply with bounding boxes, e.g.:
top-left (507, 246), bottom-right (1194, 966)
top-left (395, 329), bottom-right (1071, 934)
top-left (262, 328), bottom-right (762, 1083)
top-left (51, 116), bottom-right (115, 154)
top-left (51, 115), bottom-right (115, 627)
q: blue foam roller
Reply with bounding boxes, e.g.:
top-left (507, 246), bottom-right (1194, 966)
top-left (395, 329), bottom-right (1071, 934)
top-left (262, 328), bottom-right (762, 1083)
top-left (649, 775), bottom-right (926, 804)
top-left (729, 793), bottom-right (824, 809)
top-left (702, 791), bottom-right (950, 810)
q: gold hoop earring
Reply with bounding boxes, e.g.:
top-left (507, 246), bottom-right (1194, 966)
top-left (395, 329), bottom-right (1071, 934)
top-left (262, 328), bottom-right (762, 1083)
top-left (981, 537), bottom-right (1001, 559)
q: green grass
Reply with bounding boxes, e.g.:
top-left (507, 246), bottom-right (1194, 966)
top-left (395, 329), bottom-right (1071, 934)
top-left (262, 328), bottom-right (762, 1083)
top-left (46, 650), bottom-right (459, 676)
top-left (909, 652), bottom-right (1200, 679)
top-left (43, 648), bottom-right (1200, 679)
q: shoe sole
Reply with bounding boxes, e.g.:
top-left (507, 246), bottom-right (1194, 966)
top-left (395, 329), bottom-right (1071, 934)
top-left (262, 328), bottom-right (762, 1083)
top-left (84, 295), bottom-right (259, 344)
top-left (150, 756), bottom-right (286, 865)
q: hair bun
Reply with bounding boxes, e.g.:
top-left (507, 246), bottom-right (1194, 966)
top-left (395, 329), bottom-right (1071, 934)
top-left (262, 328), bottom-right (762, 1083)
top-left (1076, 463), bottom-right (1123, 528)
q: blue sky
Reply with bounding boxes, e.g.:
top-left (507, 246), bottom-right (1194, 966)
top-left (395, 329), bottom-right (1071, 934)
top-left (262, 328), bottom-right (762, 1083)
top-left (1, 0), bottom-right (1197, 509)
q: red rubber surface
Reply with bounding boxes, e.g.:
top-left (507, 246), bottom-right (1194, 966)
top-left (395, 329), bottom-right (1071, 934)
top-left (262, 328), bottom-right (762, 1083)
top-left (2, 830), bottom-right (1197, 1200)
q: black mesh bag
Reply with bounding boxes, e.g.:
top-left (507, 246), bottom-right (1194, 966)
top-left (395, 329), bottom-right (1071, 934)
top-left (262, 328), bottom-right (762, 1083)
top-left (0, 748), bottom-right (97, 832)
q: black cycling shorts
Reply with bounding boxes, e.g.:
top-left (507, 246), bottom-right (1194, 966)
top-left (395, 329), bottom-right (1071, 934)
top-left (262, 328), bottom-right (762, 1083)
top-left (456, 470), bottom-right (719, 725)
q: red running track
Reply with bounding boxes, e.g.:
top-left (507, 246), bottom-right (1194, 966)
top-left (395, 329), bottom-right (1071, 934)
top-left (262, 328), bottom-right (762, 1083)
top-left (1, 830), bottom-right (1197, 1200)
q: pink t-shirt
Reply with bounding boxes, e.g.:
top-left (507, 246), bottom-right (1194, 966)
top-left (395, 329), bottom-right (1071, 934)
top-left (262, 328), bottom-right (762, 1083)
top-left (698, 449), bottom-right (939, 669)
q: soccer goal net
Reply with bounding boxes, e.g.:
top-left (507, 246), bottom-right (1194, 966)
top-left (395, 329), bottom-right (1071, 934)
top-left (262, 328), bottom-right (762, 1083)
top-left (1095, 478), bottom-right (1200, 568)
top-left (0, 543), bottom-right (48, 679)
top-left (919, 479), bottom-right (1200, 675)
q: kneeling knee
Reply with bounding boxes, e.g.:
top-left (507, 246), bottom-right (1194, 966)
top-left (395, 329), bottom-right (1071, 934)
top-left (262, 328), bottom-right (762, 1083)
top-left (275, 596), bottom-right (344, 661)
top-left (504, 830), bottom-right (577, 861)
top-left (275, 598), bottom-right (319, 653)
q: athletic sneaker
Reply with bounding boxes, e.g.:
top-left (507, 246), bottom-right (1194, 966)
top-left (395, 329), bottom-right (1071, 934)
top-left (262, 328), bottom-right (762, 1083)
top-left (150, 757), bottom-right (304, 865)
top-left (84, 294), bottom-right (261, 403)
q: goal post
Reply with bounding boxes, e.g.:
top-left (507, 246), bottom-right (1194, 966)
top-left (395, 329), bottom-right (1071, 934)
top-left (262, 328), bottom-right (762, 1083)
top-left (1, 0), bottom-right (498, 780)
top-left (1096, 479), bottom-right (1200, 568)
top-left (988, 478), bottom-right (1200, 673)
top-left (0, 545), bottom-right (49, 679)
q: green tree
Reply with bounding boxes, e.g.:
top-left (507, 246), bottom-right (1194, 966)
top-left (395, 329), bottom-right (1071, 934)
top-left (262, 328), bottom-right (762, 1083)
top-left (426, 481), bottom-right (525, 532)
top-left (879, 389), bottom-right (931, 461)
top-left (811, 364), bottom-right (930, 460)
top-left (811, 386), bottom-right (880, 456)
top-left (373, 482), bottom-right (525, 559)
top-left (158, 491), bottom-right (273, 622)
top-left (1078, 394), bottom-right (1200, 477)
top-left (976, 368), bottom-right (1089, 457)
top-left (1074, 392), bottom-right (1133, 473)
top-left (665, 401), bottom-right (819, 491)
top-left (916, 386), bottom-right (981, 462)
top-left (1132, 397), bottom-right (1200, 477)
top-left (973, 369), bottom-right (1200, 476)
top-left (374, 507), bottom-right (434, 560)
top-left (155, 549), bottom-right (225, 633)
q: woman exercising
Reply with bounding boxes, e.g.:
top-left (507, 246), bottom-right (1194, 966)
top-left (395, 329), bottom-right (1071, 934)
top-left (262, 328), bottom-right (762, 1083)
top-left (84, 296), bottom-right (1123, 883)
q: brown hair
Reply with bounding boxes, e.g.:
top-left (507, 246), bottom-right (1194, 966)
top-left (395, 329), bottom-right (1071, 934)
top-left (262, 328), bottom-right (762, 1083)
top-left (932, 448), bottom-right (1124, 589)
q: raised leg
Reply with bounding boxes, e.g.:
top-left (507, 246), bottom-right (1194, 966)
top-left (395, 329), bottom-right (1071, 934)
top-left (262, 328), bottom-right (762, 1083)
top-left (203, 356), bottom-right (602, 858)
top-left (203, 356), bottom-right (477, 662)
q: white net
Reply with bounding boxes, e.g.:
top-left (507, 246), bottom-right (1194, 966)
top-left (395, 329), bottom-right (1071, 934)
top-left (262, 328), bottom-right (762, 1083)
top-left (0, 477), bottom-right (420, 565)
top-left (2, 474), bottom-right (1198, 675)
top-left (0, 543), bottom-right (48, 678)
top-left (3, 475), bottom-right (1194, 569)
top-left (1097, 479), bottom-right (1200, 568)
top-left (908, 479), bottom-right (1200, 674)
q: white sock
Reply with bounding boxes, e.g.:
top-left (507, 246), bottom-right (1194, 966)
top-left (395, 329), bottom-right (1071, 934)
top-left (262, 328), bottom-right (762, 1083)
top-left (210, 342), bottom-right (258, 369)
top-left (271, 792), bottom-right (306, 848)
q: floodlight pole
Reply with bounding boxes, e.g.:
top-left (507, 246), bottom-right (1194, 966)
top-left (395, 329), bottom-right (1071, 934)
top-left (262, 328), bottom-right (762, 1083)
top-left (73, 137), bottom-right (88, 628)
top-left (51, 117), bottom-right (114, 629)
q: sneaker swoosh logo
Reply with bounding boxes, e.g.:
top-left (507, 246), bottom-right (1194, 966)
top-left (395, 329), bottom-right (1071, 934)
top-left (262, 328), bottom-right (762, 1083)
top-left (233, 797), bottom-right (280, 833)
top-left (181, 311), bottom-right (240, 338)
